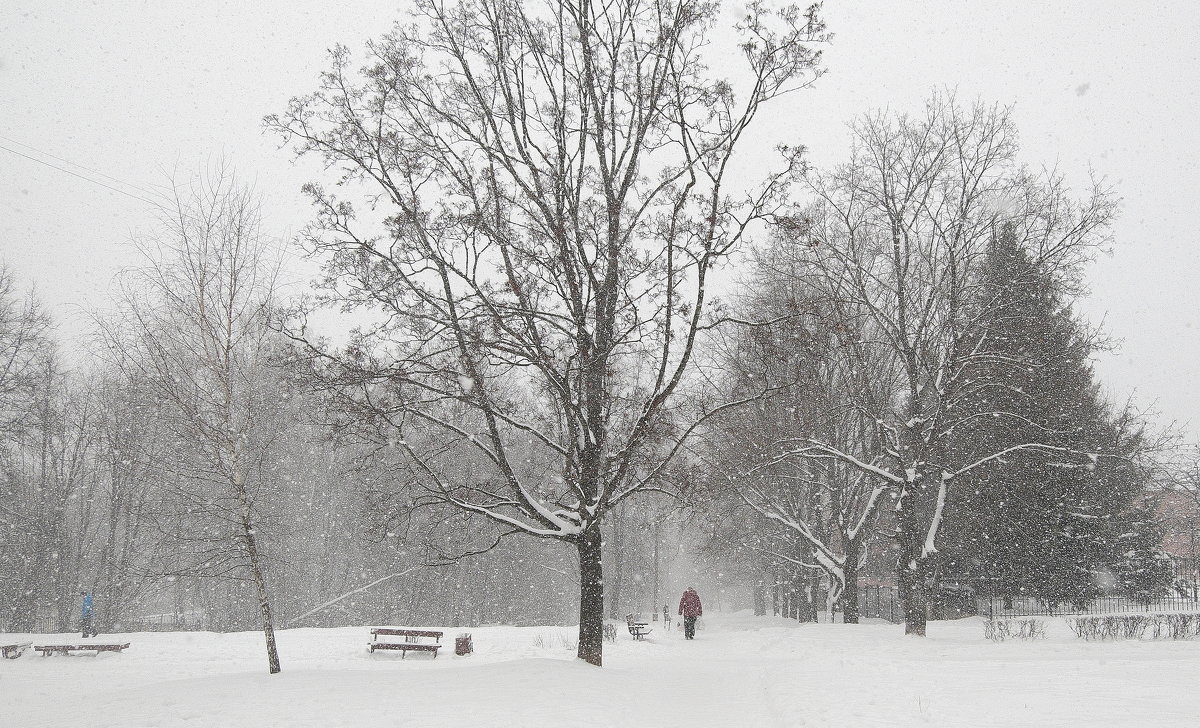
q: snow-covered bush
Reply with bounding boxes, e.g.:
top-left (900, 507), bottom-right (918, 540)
top-left (532, 630), bottom-right (577, 652)
top-left (1070, 613), bottom-right (1200, 641)
top-left (1069, 615), bottom-right (1151, 640)
top-left (984, 618), bottom-right (1046, 642)
top-left (1155, 614), bottom-right (1200, 639)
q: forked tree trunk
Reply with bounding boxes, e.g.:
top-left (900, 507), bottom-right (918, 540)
top-left (576, 527), bottom-right (604, 666)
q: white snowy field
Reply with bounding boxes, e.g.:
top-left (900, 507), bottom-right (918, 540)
top-left (3, 611), bottom-right (1197, 727)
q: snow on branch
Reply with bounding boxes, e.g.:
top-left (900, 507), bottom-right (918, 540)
top-left (948, 443), bottom-right (1111, 482)
top-left (785, 439), bottom-right (905, 484)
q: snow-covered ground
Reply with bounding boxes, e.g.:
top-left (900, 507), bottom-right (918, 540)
top-left (3, 611), bottom-right (1197, 727)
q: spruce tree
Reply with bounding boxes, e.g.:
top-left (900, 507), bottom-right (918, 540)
top-left (936, 226), bottom-right (1165, 606)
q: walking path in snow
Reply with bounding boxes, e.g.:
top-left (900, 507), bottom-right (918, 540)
top-left (3, 612), bottom-right (1197, 727)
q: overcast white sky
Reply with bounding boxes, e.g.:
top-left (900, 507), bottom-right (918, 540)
top-left (2, 1), bottom-right (1198, 432)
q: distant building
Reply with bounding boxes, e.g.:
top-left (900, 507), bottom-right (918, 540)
top-left (1153, 490), bottom-right (1200, 593)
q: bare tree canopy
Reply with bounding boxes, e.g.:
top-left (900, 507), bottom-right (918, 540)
top-left (0, 266), bottom-right (52, 440)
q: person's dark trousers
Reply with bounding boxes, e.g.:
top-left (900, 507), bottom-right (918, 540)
top-left (81, 616), bottom-right (94, 638)
top-left (684, 616), bottom-right (697, 639)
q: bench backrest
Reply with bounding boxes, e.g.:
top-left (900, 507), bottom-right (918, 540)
top-left (371, 628), bottom-right (443, 639)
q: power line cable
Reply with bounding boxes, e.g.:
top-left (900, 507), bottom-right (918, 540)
top-left (0, 133), bottom-right (172, 203)
top-left (1, 135), bottom-right (308, 268)
top-left (0, 143), bottom-right (163, 207)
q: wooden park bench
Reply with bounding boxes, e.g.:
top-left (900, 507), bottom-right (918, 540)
top-left (33, 643), bottom-right (129, 657)
top-left (2, 642), bottom-right (32, 659)
top-left (368, 628), bottom-right (442, 658)
top-left (625, 613), bottom-right (651, 640)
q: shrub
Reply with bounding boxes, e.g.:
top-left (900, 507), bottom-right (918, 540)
top-left (1067, 613), bottom-right (1200, 641)
top-left (984, 618), bottom-right (1046, 642)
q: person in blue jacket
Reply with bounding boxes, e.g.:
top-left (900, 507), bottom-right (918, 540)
top-left (80, 592), bottom-right (96, 638)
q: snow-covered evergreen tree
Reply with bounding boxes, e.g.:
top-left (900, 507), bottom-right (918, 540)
top-left (937, 226), bottom-right (1168, 606)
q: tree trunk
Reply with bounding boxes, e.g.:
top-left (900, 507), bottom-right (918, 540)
top-left (236, 475), bottom-right (281, 674)
top-left (576, 527), bottom-right (604, 666)
top-left (243, 523), bottom-right (281, 674)
top-left (896, 487), bottom-right (928, 636)
top-left (651, 519), bottom-right (661, 616)
top-left (607, 508), bottom-right (623, 621)
top-left (753, 580), bottom-right (767, 616)
top-left (10, 539), bottom-right (46, 632)
top-left (842, 540), bottom-right (861, 624)
top-left (798, 575), bottom-right (819, 623)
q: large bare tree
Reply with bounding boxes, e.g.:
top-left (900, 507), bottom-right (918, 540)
top-left (268, 0), bottom-right (827, 664)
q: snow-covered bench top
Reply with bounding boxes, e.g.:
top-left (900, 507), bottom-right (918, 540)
top-left (33, 643), bottom-right (129, 656)
top-left (369, 628), bottom-right (442, 657)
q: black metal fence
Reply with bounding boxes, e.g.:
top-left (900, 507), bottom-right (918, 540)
top-left (860, 584), bottom-right (902, 623)
top-left (978, 593), bottom-right (1200, 619)
top-left (849, 585), bottom-right (1200, 623)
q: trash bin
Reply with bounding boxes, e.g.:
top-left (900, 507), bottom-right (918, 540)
top-left (455, 633), bottom-right (473, 656)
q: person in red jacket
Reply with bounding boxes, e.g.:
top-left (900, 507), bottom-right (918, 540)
top-left (678, 587), bottom-right (702, 639)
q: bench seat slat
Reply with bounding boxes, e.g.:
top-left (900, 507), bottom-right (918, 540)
top-left (33, 643), bottom-right (129, 655)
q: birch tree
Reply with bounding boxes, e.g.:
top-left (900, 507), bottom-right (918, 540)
top-left (268, 0), bottom-right (828, 665)
top-left (96, 168), bottom-right (285, 672)
top-left (782, 95), bottom-right (1118, 635)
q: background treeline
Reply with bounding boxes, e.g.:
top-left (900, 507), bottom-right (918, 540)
top-left (0, 244), bottom-right (688, 632)
top-left (0, 281), bottom-right (689, 632)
